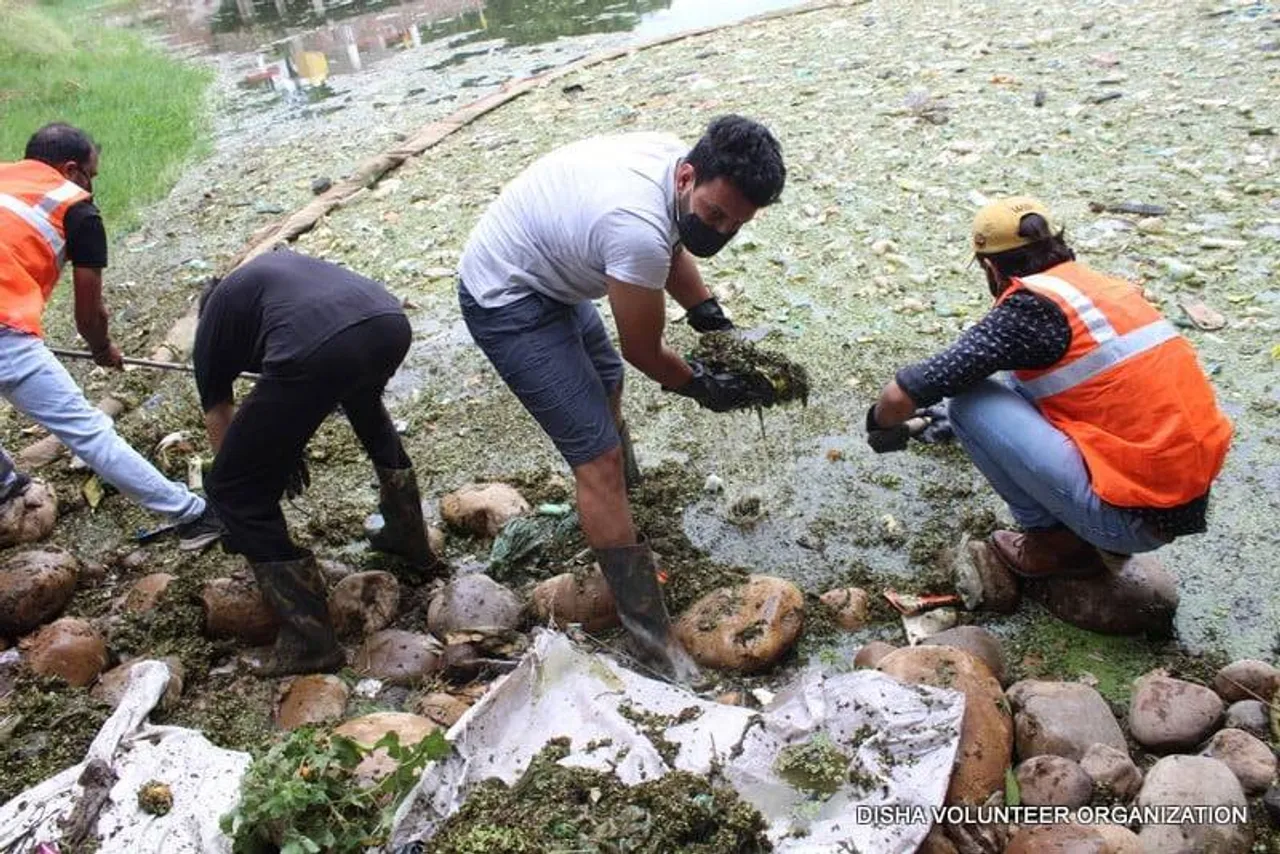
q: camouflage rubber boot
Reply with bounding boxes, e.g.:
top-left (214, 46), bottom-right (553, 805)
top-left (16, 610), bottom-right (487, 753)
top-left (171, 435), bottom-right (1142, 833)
top-left (369, 466), bottom-right (446, 577)
top-left (249, 553), bottom-right (344, 677)
top-left (594, 539), bottom-right (700, 684)
top-left (617, 420), bottom-right (642, 492)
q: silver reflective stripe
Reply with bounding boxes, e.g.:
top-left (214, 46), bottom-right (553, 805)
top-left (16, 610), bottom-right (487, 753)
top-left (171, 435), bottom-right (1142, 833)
top-left (34, 180), bottom-right (85, 216)
top-left (1020, 319), bottom-right (1180, 399)
top-left (1023, 273), bottom-right (1118, 344)
top-left (0, 193), bottom-right (66, 266)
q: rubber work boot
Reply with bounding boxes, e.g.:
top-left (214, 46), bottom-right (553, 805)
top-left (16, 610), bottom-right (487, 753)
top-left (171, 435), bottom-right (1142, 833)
top-left (991, 526), bottom-right (1106, 579)
top-left (369, 466), bottom-right (446, 576)
top-left (249, 553), bottom-right (344, 677)
top-left (594, 539), bottom-right (700, 684)
top-left (617, 420), bottom-right (642, 492)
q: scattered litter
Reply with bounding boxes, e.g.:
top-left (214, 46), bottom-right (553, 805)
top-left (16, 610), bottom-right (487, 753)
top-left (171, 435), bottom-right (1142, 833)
top-left (885, 589), bottom-right (964, 616)
top-left (83, 476), bottom-right (104, 511)
top-left (1089, 200), bottom-right (1169, 217)
top-left (1180, 298), bottom-right (1228, 331)
top-left (703, 473), bottom-right (725, 494)
top-left (488, 510), bottom-right (580, 576)
top-left (902, 607), bottom-right (959, 645)
top-left (354, 678), bottom-right (383, 698)
top-left (186, 457), bottom-right (203, 491)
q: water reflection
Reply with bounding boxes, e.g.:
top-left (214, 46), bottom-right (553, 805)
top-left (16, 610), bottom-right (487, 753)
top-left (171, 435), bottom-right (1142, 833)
top-left (213, 0), bottom-right (672, 47)
top-left (148, 0), bottom-right (803, 96)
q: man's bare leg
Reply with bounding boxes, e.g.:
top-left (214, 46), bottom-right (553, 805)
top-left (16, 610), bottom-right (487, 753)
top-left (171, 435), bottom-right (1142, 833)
top-left (608, 382), bottom-right (641, 491)
top-left (574, 445), bottom-right (635, 548)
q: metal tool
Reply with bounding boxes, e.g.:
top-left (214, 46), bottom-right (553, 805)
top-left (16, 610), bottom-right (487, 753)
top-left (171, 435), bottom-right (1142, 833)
top-left (49, 347), bottom-right (259, 380)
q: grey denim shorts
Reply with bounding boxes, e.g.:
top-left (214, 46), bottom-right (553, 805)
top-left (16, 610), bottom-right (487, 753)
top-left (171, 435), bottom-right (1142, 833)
top-left (459, 282), bottom-right (624, 467)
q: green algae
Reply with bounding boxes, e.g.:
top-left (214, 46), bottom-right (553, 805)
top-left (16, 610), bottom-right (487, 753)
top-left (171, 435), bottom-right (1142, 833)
top-left (427, 737), bottom-right (772, 854)
top-left (773, 734), bottom-right (849, 797)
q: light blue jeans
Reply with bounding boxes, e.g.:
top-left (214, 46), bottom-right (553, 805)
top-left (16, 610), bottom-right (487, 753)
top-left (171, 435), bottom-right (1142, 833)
top-left (0, 325), bottom-right (203, 523)
top-left (947, 379), bottom-right (1165, 554)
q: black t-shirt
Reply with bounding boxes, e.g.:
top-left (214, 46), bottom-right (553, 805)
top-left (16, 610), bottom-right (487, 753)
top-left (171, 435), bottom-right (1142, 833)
top-left (193, 249), bottom-right (404, 411)
top-left (64, 200), bottom-right (108, 268)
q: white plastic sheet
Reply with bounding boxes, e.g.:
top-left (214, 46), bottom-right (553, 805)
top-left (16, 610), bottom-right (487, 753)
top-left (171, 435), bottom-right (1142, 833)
top-left (0, 660), bottom-right (250, 854)
top-left (392, 631), bottom-right (965, 853)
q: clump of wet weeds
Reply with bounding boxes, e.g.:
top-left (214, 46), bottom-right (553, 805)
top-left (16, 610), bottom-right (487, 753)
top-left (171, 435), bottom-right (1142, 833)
top-left (690, 332), bottom-right (810, 409)
top-left (427, 737), bottom-right (772, 853)
top-left (0, 674), bottom-right (111, 802)
top-left (774, 733), bottom-right (849, 797)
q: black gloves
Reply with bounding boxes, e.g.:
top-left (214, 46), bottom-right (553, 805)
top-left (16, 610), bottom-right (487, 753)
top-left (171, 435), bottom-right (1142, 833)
top-left (865, 404), bottom-right (911, 454)
top-left (914, 403), bottom-right (954, 445)
top-left (284, 458), bottom-right (311, 499)
top-left (668, 359), bottom-right (775, 412)
top-left (865, 403), bottom-right (955, 453)
top-left (686, 297), bottom-right (734, 333)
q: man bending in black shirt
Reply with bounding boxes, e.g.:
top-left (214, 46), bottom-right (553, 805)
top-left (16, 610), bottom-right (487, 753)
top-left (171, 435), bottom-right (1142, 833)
top-left (195, 249), bottom-right (445, 675)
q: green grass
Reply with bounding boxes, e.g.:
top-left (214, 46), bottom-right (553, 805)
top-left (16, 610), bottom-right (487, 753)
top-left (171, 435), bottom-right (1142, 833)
top-left (0, 0), bottom-right (211, 229)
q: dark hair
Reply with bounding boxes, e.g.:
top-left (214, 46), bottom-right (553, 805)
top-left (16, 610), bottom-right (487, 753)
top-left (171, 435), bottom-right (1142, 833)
top-left (686, 115), bottom-right (785, 208)
top-left (24, 123), bottom-right (98, 168)
top-left (198, 277), bottom-right (222, 317)
top-left (979, 214), bottom-right (1075, 278)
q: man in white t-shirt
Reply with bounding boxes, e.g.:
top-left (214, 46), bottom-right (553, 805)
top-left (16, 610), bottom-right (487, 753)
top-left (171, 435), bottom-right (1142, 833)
top-left (458, 115), bottom-right (786, 678)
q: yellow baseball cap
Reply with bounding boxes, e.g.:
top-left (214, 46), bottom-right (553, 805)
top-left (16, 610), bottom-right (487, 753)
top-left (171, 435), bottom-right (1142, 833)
top-left (971, 196), bottom-right (1056, 255)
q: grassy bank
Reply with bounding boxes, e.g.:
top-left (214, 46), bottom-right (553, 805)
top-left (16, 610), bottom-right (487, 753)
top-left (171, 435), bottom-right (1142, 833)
top-left (0, 0), bottom-right (210, 228)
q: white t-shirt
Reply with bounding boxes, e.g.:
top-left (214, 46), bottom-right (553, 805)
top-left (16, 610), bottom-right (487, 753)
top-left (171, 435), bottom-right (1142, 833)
top-left (459, 132), bottom-right (686, 308)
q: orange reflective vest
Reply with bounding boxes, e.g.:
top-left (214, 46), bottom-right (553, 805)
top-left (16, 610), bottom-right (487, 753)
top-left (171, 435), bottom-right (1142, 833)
top-left (0, 159), bottom-right (92, 337)
top-left (999, 262), bottom-right (1232, 508)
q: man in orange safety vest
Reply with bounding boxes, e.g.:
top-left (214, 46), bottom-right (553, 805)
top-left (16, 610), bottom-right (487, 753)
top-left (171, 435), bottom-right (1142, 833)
top-left (865, 197), bottom-right (1232, 578)
top-left (0, 123), bottom-right (222, 549)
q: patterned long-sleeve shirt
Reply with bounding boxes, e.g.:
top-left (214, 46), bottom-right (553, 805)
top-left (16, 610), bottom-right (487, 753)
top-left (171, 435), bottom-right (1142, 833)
top-left (895, 291), bottom-right (1207, 540)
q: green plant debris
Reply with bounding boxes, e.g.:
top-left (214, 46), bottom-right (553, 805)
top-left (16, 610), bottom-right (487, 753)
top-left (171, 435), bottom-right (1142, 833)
top-left (1002, 607), bottom-right (1226, 706)
top-left (690, 332), bottom-right (811, 408)
top-left (617, 703), bottom-right (703, 768)
top-left (773, 734), bottom-right (849, 797)
top-left (221, 726), bottom-right (450, 854)
top-left (0, 675), bottom-right (112, 802)
top-left (1004, 767), bottom-right (1021, 808)
top-left (427, 737), bottom-right (772, 853)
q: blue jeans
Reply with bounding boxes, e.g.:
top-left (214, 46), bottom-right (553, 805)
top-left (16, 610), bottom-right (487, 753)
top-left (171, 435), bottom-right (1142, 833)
top-left (0, 325), bottom-right (203, 522)
top-left (459, 283), bottom-right (624, 467)
top-left (948, 379), bottom-right (1165, 554)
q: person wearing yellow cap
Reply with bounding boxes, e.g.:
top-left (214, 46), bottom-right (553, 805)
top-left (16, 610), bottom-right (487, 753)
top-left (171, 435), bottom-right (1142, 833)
top-left (865, 197), bottom-right (1232, 578)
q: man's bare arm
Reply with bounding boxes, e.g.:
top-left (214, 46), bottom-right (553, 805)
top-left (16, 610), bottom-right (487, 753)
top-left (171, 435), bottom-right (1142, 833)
top-left (664, 247), bottom-right (714, 311)
top-left (204, 401), bottom-right (236, 454)
top-left (71, 267), bottom-right (122, 368)
top-left (607, 278), bottom-right (694, 389)
top-left (872, 380), bottom-right (918, 427)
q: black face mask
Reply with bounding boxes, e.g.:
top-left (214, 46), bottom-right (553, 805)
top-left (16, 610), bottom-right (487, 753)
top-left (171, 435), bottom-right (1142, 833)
top-left (676, 194), bottom-right (736, 258)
